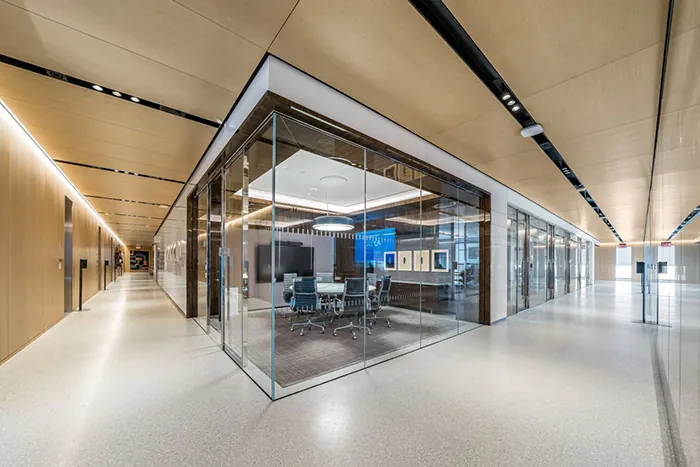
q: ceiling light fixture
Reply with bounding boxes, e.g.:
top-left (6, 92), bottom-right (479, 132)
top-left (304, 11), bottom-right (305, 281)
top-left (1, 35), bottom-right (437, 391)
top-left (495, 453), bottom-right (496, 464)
top-left (112, 91), bottom-right (122, 97)
top-left (501, 94), bottom-right (511, 101)
top-left (92, 85), bottom-right (103, 91)
top-left (507, 100), bottom-right (516, 106)
top-left (511, 105), bottom-right (521, 112)
top-left (130, 96), bottom-right (140, 103)
top-left (312, 175), bottom-right (355, 232)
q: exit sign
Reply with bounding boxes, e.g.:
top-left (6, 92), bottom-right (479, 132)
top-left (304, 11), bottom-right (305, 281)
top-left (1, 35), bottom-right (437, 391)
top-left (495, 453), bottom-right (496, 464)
top-left (136, 244), bottom-right (141, 249)
top-left (618, 243), bottom-right (627, 248)
top-left (661, 241), bottom-right (672, 247)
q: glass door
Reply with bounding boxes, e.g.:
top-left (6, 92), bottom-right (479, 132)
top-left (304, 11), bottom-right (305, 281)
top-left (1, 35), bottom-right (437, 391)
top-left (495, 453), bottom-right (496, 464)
top-left (553, 229), bottom-right (568, 298)
top-left (222, 153), bottom-right (247, 364)
top-left (517, 211), bottom-right (528, 311)
top-left (507, 208), bottom-right (518, 315)
top-left (528, 218), bottom-right (548, 308)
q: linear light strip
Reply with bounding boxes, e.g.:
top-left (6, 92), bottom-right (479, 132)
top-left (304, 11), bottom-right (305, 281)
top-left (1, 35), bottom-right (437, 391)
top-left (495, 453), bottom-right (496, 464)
top-left (667, 205), bottom-right (700, 240)
top-left (0, 97), bottom-right (125, 246)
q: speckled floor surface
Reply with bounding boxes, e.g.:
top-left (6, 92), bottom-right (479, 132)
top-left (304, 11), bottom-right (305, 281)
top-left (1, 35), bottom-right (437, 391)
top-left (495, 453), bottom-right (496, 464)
top-left (0, 274), bottom-right (664, 466)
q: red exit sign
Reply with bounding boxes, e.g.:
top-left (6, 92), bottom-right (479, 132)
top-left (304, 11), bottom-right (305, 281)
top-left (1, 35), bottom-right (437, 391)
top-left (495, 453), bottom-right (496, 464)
top-left (661, 241), bottom-right (672, 247)
top-left (618, 243), bottom-right (628, 248)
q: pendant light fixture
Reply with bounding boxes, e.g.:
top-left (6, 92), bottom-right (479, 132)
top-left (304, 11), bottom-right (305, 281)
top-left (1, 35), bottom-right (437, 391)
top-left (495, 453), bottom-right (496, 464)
top-left (312, 175), bottom-right (354, 232)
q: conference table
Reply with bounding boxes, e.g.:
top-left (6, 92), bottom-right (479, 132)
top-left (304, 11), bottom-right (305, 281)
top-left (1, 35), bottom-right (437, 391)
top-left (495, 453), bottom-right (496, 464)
top-left (289, 282), bottom-right (376, 296)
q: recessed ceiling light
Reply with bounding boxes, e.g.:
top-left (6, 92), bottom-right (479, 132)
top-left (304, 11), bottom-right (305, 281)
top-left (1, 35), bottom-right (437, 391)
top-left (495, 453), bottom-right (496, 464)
top-left (507, 100), bottom-right (516, 106)
top-left (159, 205), bottom-right (169, 208)
top-left (501, 94), bottom-right (511, 101)
top-left (92, 85), bottom-right (103, 91)
top-left (112, 91), bottom-right (122, 97)
top-left (511, 105), bottom-right (521, 112)
top-left (215, 119), bottom-right (222, 124)
top-left (130, 96), bottom-right (140, 103)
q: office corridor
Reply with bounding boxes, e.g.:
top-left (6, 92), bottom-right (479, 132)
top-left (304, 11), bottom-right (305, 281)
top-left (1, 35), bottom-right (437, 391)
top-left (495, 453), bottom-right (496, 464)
top-left (0, 274), bottom-right (665, 466)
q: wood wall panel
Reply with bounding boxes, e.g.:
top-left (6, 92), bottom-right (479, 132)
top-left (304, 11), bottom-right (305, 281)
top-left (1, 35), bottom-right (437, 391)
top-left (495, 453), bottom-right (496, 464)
top-left (0, 112), bottom-right (9, 360)
top-left (595, 246), bottom-right (616, 282)
top-left (0, 104), bottom-right (123, 364)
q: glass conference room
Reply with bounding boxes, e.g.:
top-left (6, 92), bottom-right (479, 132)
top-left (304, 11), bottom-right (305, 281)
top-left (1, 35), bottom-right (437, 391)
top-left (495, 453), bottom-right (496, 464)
top-left (189, 110), bottom-right (488, 398)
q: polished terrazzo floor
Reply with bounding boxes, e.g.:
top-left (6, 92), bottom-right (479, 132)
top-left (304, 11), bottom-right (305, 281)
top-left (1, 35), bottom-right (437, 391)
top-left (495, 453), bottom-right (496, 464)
top-left (0, 274), bottom-right (665, 466)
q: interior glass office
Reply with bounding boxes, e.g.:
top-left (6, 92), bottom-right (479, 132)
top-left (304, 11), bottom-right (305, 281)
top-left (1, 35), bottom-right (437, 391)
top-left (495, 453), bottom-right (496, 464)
top-left (507, 206), bottom-right (593, 314)
top-left (187, 110), bottom-right (488, 398)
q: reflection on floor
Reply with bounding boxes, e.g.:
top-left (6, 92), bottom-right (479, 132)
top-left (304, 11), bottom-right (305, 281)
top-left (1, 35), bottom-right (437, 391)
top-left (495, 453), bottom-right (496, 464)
top-left (245, 306), bottom-right (479, 387)
top-left (0, 274), bottom-right (670, 466)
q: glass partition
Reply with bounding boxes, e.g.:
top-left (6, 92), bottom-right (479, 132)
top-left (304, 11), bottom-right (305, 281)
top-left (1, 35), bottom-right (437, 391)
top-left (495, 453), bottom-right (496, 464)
top-left (507, 207), bottom-right (518, 315)
top-left (195, 188), bottom-right (209, 332)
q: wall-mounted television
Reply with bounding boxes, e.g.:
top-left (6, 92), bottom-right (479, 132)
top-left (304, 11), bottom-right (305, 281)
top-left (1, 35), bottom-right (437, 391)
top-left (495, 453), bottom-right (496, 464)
top-left (355, 228), bottom-right (396, 266)
top-left (256, 244), bottom-right (314, 283)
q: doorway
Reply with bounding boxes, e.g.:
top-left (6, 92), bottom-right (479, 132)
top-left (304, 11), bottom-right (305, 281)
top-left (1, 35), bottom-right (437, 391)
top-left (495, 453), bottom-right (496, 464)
top-left (98, 226), bottom-right (102, 290)
top-left (63, 197), bottom-right (73, 313)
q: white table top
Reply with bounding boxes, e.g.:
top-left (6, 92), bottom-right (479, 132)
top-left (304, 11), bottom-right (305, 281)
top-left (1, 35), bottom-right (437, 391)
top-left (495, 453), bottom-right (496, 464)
top-left (289, 282), bottom-right (376, 294)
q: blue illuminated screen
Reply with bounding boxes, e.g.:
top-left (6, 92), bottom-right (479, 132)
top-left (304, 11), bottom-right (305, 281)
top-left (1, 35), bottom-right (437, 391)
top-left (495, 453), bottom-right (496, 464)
top-left (355, 228), bottom-right (396, 265)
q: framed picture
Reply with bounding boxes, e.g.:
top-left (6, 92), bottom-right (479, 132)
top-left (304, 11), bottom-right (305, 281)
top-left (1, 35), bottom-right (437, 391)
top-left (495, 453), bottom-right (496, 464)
top-left (398, 251), bottom-right (412, 271)
top-left (383, 164), bottom-right (397, 180)
top-left (431, 249), bottom-right (450, 272)
top-left (413, 250), bottom-right (430, 272)
top-left (384, 251), bottom-right (396, 271)
top-left (398, 165), bottom-right (414, 182)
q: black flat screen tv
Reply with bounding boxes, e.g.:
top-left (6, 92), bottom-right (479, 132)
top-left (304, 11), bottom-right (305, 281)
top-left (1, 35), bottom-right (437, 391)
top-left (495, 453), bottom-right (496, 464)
top-left (256, 244), bottom-right (314, 283)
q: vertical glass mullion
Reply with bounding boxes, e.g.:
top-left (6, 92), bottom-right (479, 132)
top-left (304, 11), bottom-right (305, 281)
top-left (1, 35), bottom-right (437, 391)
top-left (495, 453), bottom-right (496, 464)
top-left (362, 148), bottom-right (367, 367)
top-left (270, 112), bottom-right (277, 399)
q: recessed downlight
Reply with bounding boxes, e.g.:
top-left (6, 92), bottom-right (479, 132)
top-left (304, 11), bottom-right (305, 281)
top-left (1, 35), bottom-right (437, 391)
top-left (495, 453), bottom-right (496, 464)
top-left (511, 105), bottom-right (521, 112)
top-left (92, 85), bottom-right (103, 91)
top-left (501, 94), bottom-right (511, 101)
top-left (112, 91), bottom-right (122, 97)
top-left (507, 100), bottom-right (516, 106)
top-left (130, 96), bottom-right (140, 103)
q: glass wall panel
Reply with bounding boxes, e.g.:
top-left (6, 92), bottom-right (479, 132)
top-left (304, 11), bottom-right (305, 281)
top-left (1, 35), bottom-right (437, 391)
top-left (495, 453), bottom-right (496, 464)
top-left (507, 207), bottom-right (518, 315)
top-left (553, 227), bottom-right (568, 298)
top-left (528, 217), bottom-right (548, 308)
top-left (570, 234), bottom-right (580, 291)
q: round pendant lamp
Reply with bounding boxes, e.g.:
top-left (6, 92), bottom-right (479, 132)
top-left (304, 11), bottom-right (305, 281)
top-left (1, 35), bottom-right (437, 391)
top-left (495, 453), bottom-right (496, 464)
top-left (312, 175), bottom-right (355, 232)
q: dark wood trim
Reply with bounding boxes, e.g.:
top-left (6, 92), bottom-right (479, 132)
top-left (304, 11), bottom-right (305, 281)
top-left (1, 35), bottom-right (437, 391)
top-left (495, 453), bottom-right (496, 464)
top-left (185, 191), bottom-right (198, 318)
top-left (479, 195), bottom-right (491, 324)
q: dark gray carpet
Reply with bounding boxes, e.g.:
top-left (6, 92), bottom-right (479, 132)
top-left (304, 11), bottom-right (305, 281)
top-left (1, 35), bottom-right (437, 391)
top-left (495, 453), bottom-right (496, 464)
top-left (244, 306), bottom-right (480, 387)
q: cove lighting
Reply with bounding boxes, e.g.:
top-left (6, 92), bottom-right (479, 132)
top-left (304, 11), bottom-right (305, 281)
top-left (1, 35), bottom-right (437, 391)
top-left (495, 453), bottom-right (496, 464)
top-left (0, 98), bottom-right (125, 246)
top-left (92, 85), bottom-right (103, 91)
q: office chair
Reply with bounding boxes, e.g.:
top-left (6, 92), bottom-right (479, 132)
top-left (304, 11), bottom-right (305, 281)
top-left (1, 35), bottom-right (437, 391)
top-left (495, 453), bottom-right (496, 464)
top-left (316, 272), bottom-right (334, 283)
top-left (370, 275), bottom-right (392, 328)
top-left (282, 273), bottom-right (297, 304)
top-left (290, 277), bottom-right (324, 335)
top-left (333, 278), bottom-right (370, 339)
top-left (366, 272), bottom-right (378, 289)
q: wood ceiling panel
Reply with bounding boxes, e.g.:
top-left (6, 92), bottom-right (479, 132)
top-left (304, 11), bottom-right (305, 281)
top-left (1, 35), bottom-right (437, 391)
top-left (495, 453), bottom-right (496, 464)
top-left (175, 0), bottom-right (298, 49)
top-left (89, 198), bottom-right (170, 219)
top-left (475, 150), bottom-right (557, 184)
top-left (662, 27), bottom-right (700, 113)
top-left (3, 0), bottom-right (264, 95)
top-left (3, 98), bottom-right (212, 167)
top-left (556, 118), bottom-right (656, 171)
top-left (0, 2), bottom-right (236, 120)
top-left (0, 64), bottom-right (218, 140)
top-left (430, 109), bottom-right (535, 167)
top-left (444, 0), bottom-right (668, 98)
top-left (523, 45), bottom-right (661, 144)
top-left (270, 0), bottom-right (500, 138)
top-left (58, 165), bottom-right (181, 206)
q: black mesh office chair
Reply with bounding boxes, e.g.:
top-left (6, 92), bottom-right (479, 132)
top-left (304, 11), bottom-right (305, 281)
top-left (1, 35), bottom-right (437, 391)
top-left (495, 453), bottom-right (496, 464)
top-left (290, 277), bottom-right (324, 336)
top-left (370, 275), bottom-right (392, 328)
top-left (333, 278), bottom-right (370, 339)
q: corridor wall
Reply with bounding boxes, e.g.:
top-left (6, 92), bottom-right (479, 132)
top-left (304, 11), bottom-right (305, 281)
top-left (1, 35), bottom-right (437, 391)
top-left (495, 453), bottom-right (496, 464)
top-left (0, 100), bottom-right (123, 363)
